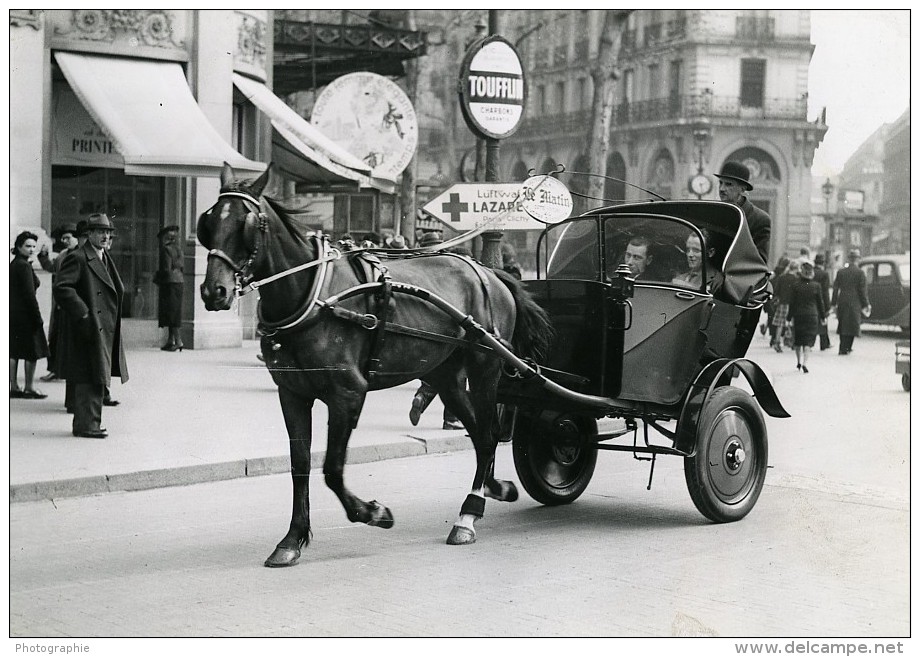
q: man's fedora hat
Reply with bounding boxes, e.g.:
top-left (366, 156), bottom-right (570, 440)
top-left (51, 223), bottom-right (78, 239)
top-left (715, 161), bottom-right (754, 191)
top-left (86, 213), bottom-right (115, 231)
top-left (157, 224), bottom-right (180, 238)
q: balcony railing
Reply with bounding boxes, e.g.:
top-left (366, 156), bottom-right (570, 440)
top-left (622, 20), bottom-right (685, 52)
top-left (612, 93), bottom-right (807, 125)
top-left (515, 110), bottom-right (592, 140)
top-left (736, 16), bottom-right (775, 40)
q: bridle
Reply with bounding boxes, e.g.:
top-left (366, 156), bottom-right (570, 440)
top-left (205, 189), bottom-right (342, 298)
top-left (205, 190), bottom-right (265, 294)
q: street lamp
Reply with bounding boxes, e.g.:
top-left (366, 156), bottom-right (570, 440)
top-left (821, 177), bottom-right (834, 216)
top-left (692, 118), bottom-right (711, 175)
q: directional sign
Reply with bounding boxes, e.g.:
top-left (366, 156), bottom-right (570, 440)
top-left (422, 183), bottom-right (547, 231)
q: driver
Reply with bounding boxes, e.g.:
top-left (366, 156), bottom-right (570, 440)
top-left (622, 235), bottom-right (654, 280)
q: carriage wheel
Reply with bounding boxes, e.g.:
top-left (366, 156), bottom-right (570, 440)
top-left (512, 412), bottom-right (597, 506)
top-left (684, 387), bottom-right (768, 523)
top-left (902, 373), bottom-right (910, 392)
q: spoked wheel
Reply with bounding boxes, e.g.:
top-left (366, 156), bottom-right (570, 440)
top-left (684, 387), bottom-right (768, 523)
top-left (512, 412), bottom-right (597, 505)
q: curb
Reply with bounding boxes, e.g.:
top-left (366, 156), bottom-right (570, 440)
top-left (10, 433), bottom-right (474, 504)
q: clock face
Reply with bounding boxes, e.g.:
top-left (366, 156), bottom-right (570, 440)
top-left (690, 174), bottom-right (712, 196)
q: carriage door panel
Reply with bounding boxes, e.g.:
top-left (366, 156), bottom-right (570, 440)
top-left (523, 279), bottom-right (609, 395)
top-left (617, 287), bottom-right (712, 404)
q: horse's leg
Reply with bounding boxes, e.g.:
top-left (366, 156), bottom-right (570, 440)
top-left (434, 361), bottom-right (516, 545)
top-left (265, 386), bottom-right (315, 568)
top-left (323, 380), bottom-right (395, 529)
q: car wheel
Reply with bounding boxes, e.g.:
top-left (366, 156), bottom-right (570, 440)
top-left (512, 411), bottom-right (597, 506)
top-left (684, 386), bottom-right (768, 523)
top-left (902, 373), bottom-right (910, 392)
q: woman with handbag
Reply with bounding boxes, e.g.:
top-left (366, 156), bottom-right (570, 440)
top-left (788, 260), bottom-right (826, 373)
top-left (10, 231), bottom-right (50, 398)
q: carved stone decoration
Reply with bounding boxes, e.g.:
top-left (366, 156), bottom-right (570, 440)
top-left (55, 10), bottom-right (181, 48)
top-left (10, 9), bottom-right (42, 30)
top-left (236, 13), bottom-right (267, 69)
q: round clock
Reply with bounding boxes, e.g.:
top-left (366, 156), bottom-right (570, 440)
top-left (689, 173), bottom-right (713, 197)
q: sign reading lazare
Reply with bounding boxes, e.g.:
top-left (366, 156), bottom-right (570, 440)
top-left (459, 36), bottom-right (526, 140)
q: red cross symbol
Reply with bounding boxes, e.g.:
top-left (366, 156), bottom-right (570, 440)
top-left (441, 193), bottom-right (469, 223)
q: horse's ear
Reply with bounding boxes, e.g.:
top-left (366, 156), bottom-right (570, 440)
top-left (197, 211), bottom-right (213, 250)
top-left (249, 163), bottom-right (273, 198)
top-left (220, 162), bottom-right (234, 189)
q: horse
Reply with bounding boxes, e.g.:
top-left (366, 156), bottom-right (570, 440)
top-left (197, 163), bottom-right (554, 567)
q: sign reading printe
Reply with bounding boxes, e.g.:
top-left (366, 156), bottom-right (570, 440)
top-left (459, 36), bottom-right (526, 140)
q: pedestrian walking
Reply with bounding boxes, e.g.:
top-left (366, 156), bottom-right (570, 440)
top-left (53, 213), bottom-right (129, 438)
top-left (37, 223), bottom-right (80, 382)
top-left (761, 256), bottom-right (790, 339)
top-left (788, 260), bottom-right (826, 373)
top-left (813, 253), bottom-right (833, 351)
top-left (770, 259), bottom-right (798, 352)
top-left (9, 231), bottom-right (49, 399)
top-left (715, 160), bottom-right (772, 263)
top-left (155, 225), bottom-right (185, 352)
top-left (832, 248), bottom-right (870, 355)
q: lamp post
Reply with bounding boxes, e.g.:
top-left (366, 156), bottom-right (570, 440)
top-left (821, 178), bottom-right (834, 216)
top-left (688, 118), bottom-right (712, 200)
top-left (821, 177), bottom-right (835, 268)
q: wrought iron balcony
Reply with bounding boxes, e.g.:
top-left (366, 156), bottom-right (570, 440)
top-left (515, 109), bottom-right (592, 140)
top-left (273, 18), bottom-right (427, 94)
top-left (612, 93), bottom-right (807, 125)
top-left (736, 16), bottom-right (775, 40)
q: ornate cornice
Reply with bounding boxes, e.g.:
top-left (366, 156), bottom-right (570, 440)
top-left (54, 10), bottom-right (182, 48)
top-left (10, 9), bottom-right (42, 30)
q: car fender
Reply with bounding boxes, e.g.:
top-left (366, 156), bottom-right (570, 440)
top-left (674, 358), bottom-right (790, 456)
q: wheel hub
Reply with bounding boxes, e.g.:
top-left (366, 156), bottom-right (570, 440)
top-left (724, 439), bottom-right (746, 472)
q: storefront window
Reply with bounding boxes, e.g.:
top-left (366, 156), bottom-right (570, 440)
top-left (51, 166), bottom-right (163, 319)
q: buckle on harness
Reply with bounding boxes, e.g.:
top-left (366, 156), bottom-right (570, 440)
top-left (361, 314), bottom-right (379, 330)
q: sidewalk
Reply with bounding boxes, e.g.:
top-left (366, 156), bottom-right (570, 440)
top-left (9, 340), bottom-right (473, 503)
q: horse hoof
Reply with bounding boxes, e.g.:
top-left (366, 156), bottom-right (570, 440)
top-left (367, 500), bottom-right (395, 529)
top-left (446, 525), bottom-right (476, 545)
top-left (264, 546), bottom-right (301, 568)
top-left (502, 481), bottom-right (519, 502)
top-left (486, 479), bottom-right (519, 503)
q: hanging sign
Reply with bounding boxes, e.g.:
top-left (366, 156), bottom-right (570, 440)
top-left (520, 175), bottom-right (573, 224)
top-left (458, 35), bottom-right (526, 140)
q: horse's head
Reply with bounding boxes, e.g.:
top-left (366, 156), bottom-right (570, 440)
top-left (198, 162), bottom-right (272, 310)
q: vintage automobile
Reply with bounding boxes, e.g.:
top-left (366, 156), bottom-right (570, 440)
top-left (499, 200), bottom-right (789, 523)
top-left (859, 254), bottom-right (910, 332)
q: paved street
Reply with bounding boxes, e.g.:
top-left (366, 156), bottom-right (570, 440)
top-left (9, 321), bottom-right (910, 638)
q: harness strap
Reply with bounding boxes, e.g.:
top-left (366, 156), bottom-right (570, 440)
top-left (366, 266), bottom-right (393, 382)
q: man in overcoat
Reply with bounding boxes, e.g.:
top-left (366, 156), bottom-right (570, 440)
top-left (813, 253), bottom-right (833, 350)
top-left (715, 161), bottom-right (771, 264)
top-left (53, 213), bottom-right (129, 438)
top-left (831, 248), bottom-right (870, 355)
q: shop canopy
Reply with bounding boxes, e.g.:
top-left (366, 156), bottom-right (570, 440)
top-left (231, 73), bottom-right (395, 194)
top-left (54, 52), bottom-right (266, 179)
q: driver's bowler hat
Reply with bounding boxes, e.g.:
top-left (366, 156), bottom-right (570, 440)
top-left (715, 161), bottom-right (754, 191)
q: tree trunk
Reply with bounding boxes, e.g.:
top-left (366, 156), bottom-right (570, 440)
top-left (398, 10), bottom-right (420, 241)
top-left (586, 10), bottom-right (631, 204)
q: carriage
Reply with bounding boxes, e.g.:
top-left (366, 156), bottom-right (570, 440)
top-left (199, 164), bottom-right (789, 566)
top-left (498, 200), bottom-right (789, 522)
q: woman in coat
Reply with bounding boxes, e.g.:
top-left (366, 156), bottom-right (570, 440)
top-left (788, 260), bottom-right (826, 373)
top-left (156, 225), bottom-right (184, 351)
top-left (770, 259), bottom-right (799, 352)
top-left (9, 231), bottom-right (49, 398)
top-left (832, 249), bottom-right (870, 355)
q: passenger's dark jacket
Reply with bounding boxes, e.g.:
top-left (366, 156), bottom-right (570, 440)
top-left (740, 197), bottom-right (771, 264)
top-left (53, 242), bottom-right (129, 385)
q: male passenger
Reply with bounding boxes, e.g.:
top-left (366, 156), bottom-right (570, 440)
top-left (622, 235), bottom-right (654, 280)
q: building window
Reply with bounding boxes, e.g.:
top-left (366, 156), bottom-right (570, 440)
top-left (555, 81), bottom-right (566, 114)
top-left (333, 193), bottom-right (376, 238)
top-left (537, 85), bottom-right (546, 115)
top-left (578, 78), bottom-right (589, 110)
top-left (648, 63), bottom-right (660, 99)
top-left (740, 58), bottom-right (766, 108)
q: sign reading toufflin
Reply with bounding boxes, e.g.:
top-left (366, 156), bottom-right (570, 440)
top-left (458, 35), bottom-right (526, 140)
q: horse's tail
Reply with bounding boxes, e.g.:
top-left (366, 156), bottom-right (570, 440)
top-left (492, 268), bottom-right (554, 363)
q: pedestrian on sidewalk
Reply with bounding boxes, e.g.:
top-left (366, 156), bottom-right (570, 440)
top-left (9, 231), bottom-right (49, 399)
top-left (155, 225), bottom-right (185, 352)
top-left (813, 253), bottom-right (833, 351)
top-left (37, 223), bottom-right (80, 383)
top-left (53, 213), bottom-right (129, 439)
top-left (788, 260), bottom-right (826, 373)
top-left (771, 259), bottom-right (798, 352)
top-left (832, 248), bottom-right (870, 356)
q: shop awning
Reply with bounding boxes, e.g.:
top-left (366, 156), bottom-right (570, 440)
top-left (232, 73), bottom-right (395, 194)
top-left (54, 52), bottom-right (266, 178)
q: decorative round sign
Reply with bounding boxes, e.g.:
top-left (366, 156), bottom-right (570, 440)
top-left (311, 72), bottom-right (418, 180)
top-left (520, 175), bottom-right (573, 224)
top-left (458, 35), bottom-right (526, 140)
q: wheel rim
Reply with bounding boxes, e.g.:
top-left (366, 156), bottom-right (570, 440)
top-left (705, 407), bottom-right (759, 503)
top-left (532, 418), bottom-right (591, 490)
